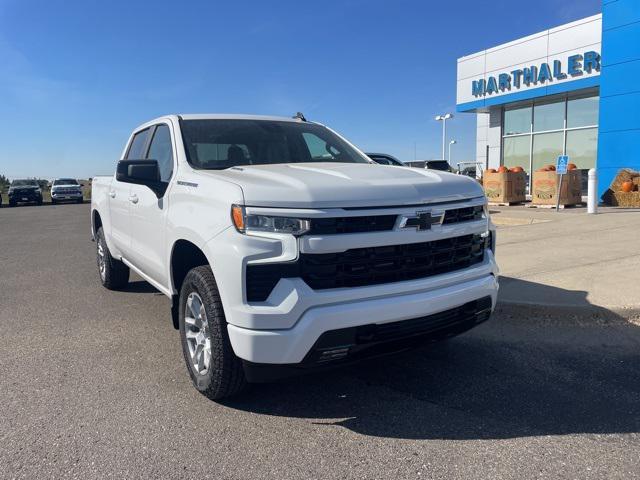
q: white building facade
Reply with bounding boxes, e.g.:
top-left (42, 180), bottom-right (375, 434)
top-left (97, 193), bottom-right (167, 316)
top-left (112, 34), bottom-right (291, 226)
top-left (456, 15), bottom-right (602, 184)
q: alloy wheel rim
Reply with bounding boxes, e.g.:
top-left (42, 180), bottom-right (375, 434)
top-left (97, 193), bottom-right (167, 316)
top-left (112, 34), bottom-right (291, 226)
top-left (184, 292), bottom-right (211, 375)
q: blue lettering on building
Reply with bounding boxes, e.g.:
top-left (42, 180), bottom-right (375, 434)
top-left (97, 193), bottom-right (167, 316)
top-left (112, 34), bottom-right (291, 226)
top-left (553, 60), bottom-right (566, 79)
top-left (538, 62), bottom-right (552, 83)
top-left (498, 73), bottom-right (510, 91)
top-left (471, 50), bottom-right (600, 97)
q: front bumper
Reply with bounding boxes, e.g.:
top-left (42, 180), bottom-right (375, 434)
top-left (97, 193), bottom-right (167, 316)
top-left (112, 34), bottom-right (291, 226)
top-left (9, 191), bottom-right (42, 203)
top-left (241, 295), bottom-right (493, 382)
top-left (51, 191), bottom-right (83, 201)
top-left (227, 273), bottom-right (498, 365)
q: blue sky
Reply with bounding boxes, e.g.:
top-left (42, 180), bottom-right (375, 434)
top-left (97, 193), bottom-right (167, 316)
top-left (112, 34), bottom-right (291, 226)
top-left (0, 0), bottom-right (600, 179)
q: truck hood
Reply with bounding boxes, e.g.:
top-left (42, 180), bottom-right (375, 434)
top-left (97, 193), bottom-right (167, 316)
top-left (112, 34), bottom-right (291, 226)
top-left (206, 163), bottom-right (484, 208)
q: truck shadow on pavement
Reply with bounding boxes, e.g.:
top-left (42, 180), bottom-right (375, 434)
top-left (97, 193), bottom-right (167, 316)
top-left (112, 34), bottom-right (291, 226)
top-left (225, 277), bottom-right (640, 440)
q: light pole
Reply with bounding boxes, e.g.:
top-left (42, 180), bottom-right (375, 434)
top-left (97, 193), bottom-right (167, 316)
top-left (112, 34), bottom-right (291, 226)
top-left (449, 140), bottom-right (457, 165)
top-left (435, 113), bottom-right (453, 161)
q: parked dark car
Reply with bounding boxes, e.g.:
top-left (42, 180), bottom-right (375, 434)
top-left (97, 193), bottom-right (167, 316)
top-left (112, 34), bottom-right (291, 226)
top-left (8, 179), bottom-right (43, 207)
top-left (404, 160), bottom-right (454, 172)
top-left (366, 153), bottom-right (405, 166)
top-left (424, 160), bottom-right (454, 172)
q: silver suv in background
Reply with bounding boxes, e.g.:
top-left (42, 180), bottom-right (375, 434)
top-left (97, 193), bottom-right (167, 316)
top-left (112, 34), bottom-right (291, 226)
top-left (51, 178), bottom-right (84, 204)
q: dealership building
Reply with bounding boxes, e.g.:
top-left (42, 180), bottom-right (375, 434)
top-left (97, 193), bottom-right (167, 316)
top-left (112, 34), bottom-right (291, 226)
top-left (456, 0), bottom-right (640, 200)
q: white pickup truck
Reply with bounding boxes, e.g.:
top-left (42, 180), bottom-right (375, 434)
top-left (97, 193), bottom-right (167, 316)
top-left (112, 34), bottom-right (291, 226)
top-left (92, 114), bottom-right (498, 400)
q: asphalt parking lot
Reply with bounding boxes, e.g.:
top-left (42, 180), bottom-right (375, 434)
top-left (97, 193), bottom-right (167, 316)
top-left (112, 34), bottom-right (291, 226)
top-left (1, 203), bottom-right (639, 479)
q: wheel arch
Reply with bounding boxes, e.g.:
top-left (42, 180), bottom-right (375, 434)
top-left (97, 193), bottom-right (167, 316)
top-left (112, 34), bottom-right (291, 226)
top-left (169, 239), bottom-right (210, 329)
top-left (92, 209), bottom-right (103, 238)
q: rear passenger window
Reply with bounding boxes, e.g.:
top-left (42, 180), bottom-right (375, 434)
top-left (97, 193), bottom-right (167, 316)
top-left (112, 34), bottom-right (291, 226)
top-left (147, 124), bottom-right (174, 182)
top-left (126, 129), bottom-right (150, 159)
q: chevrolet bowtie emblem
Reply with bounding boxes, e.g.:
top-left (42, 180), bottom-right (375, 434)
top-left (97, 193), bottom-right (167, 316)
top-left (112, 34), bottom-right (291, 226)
top-left (400, 211), bottom-right (444, 231)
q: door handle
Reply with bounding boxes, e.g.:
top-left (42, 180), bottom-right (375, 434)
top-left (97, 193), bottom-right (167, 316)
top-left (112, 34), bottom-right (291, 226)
top-left (128, 194), bottom-right (139, 204)
top-left (109, 190), bottom-right (116, 198)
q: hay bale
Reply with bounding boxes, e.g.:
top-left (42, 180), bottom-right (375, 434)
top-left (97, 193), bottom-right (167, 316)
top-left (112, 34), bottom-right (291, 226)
top-left (610, 168), bottom-right (639, 192)
top-left (613, 191), bottom-right (640, 208)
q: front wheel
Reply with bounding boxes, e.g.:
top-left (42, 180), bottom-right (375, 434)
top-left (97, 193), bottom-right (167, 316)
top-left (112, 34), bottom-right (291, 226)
top-left (179, 265), bottom-right (246, 400)
top-left (95, 227), bottom-right (129, 289)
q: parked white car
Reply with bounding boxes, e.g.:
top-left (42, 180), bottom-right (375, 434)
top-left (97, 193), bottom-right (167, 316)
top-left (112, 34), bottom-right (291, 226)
top-left (91, 114), bottom-right (498, 399)
top-left (51, 178), bottom-right (84, 204)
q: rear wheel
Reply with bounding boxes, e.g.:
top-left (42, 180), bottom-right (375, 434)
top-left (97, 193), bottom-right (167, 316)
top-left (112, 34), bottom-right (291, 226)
top-left (179, 265), bottom-right (246, 400)
top-left (96, 227), bottom-right (129, 289)
top-left (9, 200), bottom-right (16, 207)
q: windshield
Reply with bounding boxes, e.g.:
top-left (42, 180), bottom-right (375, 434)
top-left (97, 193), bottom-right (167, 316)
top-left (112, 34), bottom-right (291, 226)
top-left (54, 178), bottom-right (78, 185)
top-left (180, 120), bottom-right (371, 169)
top-left (12, 179), bottom-right (38, 187)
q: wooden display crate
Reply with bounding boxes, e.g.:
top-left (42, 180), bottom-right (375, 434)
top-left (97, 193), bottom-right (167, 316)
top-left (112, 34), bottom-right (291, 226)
top-left (531, 170), bottom-right (582, 206)
top-left (482, 171), bottom-right (526, 205)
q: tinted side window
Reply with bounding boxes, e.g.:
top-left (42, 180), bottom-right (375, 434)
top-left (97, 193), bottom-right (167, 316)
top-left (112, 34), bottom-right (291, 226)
top-left (126, 129), bottom-right (150, 160)
top-left (147, 125), bottom-right (174, 182)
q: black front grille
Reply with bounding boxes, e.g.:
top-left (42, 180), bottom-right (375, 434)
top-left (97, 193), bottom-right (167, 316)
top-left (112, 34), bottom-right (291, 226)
top-left (309, 215), bottom-right (397, 235)
top-left (442, 205), bottom-right (483, 224)
top-left (306, 205), bottom-right (483, 236)
top-left (12, 189), bottom-right (38, 197)
top-left (246, 234), bottom-right (485, 302)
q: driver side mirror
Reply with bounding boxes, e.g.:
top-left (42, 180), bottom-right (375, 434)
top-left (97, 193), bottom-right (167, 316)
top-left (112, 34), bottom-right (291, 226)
top-left (116, 159), bottom-right (167, 198)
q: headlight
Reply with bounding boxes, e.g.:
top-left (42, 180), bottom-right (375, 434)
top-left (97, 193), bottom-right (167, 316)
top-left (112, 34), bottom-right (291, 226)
top-left (231, 205), bottom-right (310, 236)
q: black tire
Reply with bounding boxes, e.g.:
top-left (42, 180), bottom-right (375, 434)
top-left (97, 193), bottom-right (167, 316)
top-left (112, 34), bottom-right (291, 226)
top-left (77, 198), bottom-right (84, 204)
top-left (37, 198), bottom-right (43, 206)
top-left (96, 227), bottom-right (129, 290)
top-left (179, 265), bottom-right (246, 400)
top-left (51, 199), bottom-right (56, 205)
top-left (9, 200), bottom-right (16, 207)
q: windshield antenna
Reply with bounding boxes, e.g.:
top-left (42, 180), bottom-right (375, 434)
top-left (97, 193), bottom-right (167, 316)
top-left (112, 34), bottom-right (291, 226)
top-left (293, 112), bottom-right (307, 122)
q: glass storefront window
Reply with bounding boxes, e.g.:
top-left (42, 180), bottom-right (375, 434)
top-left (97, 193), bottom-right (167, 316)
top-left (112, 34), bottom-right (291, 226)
top-left (567, 96), bottom-right (599, 128)
top-left (502, 93), bottom-right (599, 193)
top-left (532, 132), bottom-right (563, 172)
top-left (503, 136), bottom-right (530, 171)
top-left (565, 128), bottom-right (598, 170)
top-left (504, 106), bottom-right (531, 135)
top-left (533, 101), bottom-right (565, 132)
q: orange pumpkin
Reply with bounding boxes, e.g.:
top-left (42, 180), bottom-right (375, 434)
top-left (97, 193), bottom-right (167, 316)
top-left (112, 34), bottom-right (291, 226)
top-left (510, 166), bottom-right (524, 173)
top-left (621, 181), bottom-right (634, 193)
top-left (567, 163), bottom-right (577, 170)
top-left (545, 164), bottom-right (556, 171)
top-left (486, 168), bottom-right (497, 173)
top-left (497, 166), bottom-right (509, 173)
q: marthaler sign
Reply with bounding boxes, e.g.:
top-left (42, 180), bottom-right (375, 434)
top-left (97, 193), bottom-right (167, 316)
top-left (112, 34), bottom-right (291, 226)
top-left (471, 51), bottom-right (600, 97)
